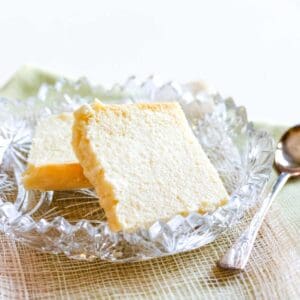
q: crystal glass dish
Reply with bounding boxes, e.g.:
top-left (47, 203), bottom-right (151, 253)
top-left (0, 77), bottom-right (274, 262)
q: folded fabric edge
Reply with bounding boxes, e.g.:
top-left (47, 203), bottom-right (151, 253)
top-left (0, 65), bottom-right (58, 100)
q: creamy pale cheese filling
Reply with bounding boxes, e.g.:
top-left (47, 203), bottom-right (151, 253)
top-left (23, 113), bottom-right (91, 191)
top-left (72, 100), bottom-right (229, 232)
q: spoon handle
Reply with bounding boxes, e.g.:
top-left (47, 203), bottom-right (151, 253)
top-left (218, 172), bottom-right (291, 270)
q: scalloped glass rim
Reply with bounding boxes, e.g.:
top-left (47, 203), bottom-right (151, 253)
top-left (0, 77), bottom-right (275, 262)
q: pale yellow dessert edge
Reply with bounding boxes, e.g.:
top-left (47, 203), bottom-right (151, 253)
top-left (72, 102), bottom-right (122, 231)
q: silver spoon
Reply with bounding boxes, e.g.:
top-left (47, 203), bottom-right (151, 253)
top-left (218, 125), bottom-right (300, 270)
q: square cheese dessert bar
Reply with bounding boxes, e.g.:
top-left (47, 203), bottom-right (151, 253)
top-left (73, 100), bottom-right (228, 232)
top-left (23, 113), bottom-right (91, 191)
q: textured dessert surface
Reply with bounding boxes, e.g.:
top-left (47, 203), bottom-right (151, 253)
top-left (23, 113), bottom-right (91, 190)
top-left (73, 100), bottom-right (228, 232)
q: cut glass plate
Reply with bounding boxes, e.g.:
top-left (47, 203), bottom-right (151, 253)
top-left (0, 77), bottom-right (274, 262)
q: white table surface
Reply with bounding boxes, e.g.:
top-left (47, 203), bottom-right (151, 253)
top-left (1, 0), bottom-right (299, 125)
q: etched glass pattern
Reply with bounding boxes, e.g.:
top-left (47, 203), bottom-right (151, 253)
top-left (0, 77), bottom-right (274, 262)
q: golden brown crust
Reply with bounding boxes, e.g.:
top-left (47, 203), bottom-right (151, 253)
top-left (135, 102), bottom-right (180, 111)
top-left (91, 100), bottom-right (180, 113)
top-left (23, 163), bottom-right (91, 191)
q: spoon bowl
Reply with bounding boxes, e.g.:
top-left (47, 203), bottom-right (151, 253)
top-left (275, 125), bottom-right (300, 175)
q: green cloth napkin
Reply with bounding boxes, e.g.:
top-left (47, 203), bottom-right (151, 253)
top-left (0, 66), bottom-right (299, 299)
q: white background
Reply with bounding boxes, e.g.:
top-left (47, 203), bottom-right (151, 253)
top-left (0, 0), bottom-right (299, 125)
